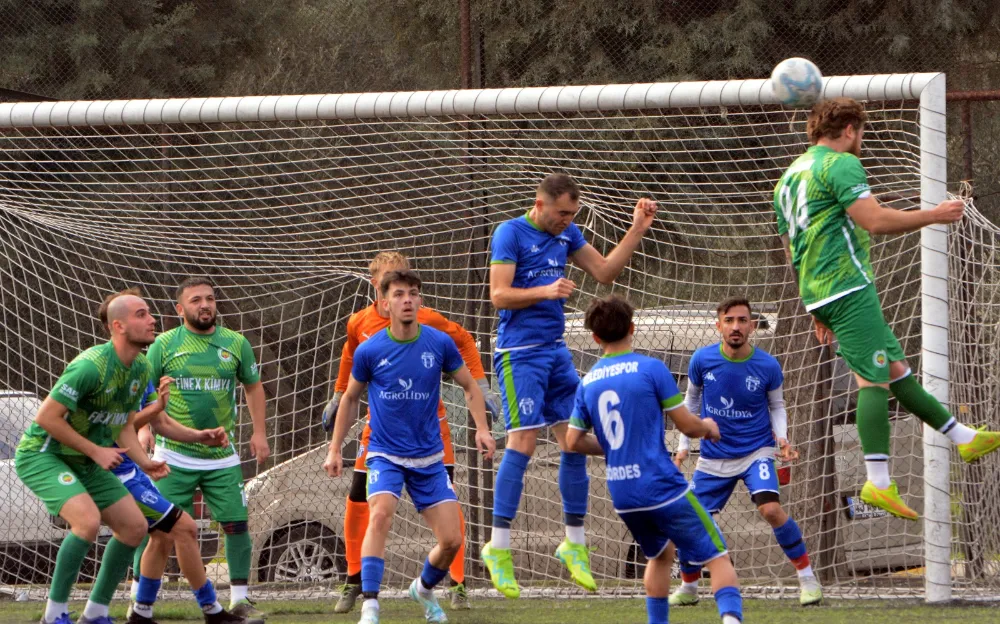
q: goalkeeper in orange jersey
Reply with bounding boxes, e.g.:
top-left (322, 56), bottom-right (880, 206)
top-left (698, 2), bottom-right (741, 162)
top-left (321, 251), bottom-right (501, 613)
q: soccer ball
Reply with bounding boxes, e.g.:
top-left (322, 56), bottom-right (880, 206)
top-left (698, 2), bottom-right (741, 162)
top-left (770, 57), bottom-right (823, 108)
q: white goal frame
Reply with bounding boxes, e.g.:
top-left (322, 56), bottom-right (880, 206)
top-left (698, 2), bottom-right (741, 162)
top-left (0, 72), bottom-right (952, 601)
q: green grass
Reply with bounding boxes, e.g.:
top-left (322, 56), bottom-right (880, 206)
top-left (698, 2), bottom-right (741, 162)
top-left (2, 598), bottom-right (999, 623)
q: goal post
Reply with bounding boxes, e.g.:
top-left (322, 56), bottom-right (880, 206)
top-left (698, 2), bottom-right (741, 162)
top-left (0, 72), bottom-right (991, 603)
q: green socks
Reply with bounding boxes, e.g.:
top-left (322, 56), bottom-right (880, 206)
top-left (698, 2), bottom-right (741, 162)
top-left (50, 532), bottom-right (93, 603)
top-left (225, 531), bottom-right (253, 583)
top-left (90, 537), bottom-right (138, 606)
top-left (132, 534), bottom-right (150, 581)
top-left (890, 373), bottom-right (952, 430)
top-left (857, 386), bottom-right (891, 457)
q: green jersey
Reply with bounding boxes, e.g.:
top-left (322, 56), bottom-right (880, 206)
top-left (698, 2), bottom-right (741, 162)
top-left (774, 145), bottom-right (875, 311)
top-left (147, 325), bottom-right (260, 464)
top-left (17, 341), bottom-right (149, 460)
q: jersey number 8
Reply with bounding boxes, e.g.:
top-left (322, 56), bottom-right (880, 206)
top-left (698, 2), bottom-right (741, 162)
top-left (778, 181), bottom-right (810, 241)
top-left (598, 390), bottom-right (625, 451)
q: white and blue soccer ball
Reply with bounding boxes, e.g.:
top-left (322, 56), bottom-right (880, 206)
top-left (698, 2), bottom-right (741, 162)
top-left (770, 57), bottom-right (824, 108)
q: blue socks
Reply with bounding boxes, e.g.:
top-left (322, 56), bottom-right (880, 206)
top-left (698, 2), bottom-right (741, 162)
top-left (192, 580), bottom-right (220, 613)
top-left (419, 558), bottom-right (448, 590)
top-left (646, 596), bottom-right (669, 624)
top-left (773, 518), bottom-right (807, 560)
top-left (135, 575), bottom-right (160, 606)
top-left (715, 586), bottom-right (743, 622)
top-left (361, 556), bottom-right (385, 598)
top-left (559, 451), bottom-right (589, 518)
top-left (493, 449), bottom-right (530, 524)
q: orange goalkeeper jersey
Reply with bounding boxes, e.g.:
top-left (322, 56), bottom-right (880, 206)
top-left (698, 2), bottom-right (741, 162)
top-left (334, 303), bottom-right (485, 418)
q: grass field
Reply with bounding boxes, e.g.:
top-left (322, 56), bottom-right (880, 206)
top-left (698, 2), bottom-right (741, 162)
top-left (1, 598), bottom-right (998, 624)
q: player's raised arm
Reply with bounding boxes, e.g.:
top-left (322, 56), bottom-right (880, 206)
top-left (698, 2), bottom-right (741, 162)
top-left (570, 197), bottom-right (658, 284)
top-left (448, 364), bottom-right (496, 461)
top-left (846, 194), bottom-right (964, 235)
top-left (666, 403), bottom-right (720, 442)
top-left (323, 374), bottom-right (365, 477)
top-left (117, 410), bottom-right (170, 480)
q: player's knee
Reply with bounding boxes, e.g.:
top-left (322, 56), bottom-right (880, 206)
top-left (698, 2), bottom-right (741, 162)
top-left (756, 500), bottom-right (785, 526)
top-left (171, 512), bottom-right (198, 543)
top-left (73, 513), bottom-right (102, 542)
top-left (438, 530), bottom-right (463, 557)
top-left (120, 516), bottom-right (149, 546)
top-left (368, 505), bottom-right (393, 533)
top-left (149, 530), bottom-right (174, 554)
top-left (221, 520), bottom-right (248, 535)
top-left (348, 471), bottom-right (368, 503)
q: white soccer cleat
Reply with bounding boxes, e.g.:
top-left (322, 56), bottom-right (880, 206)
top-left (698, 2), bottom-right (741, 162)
top-left (357, 601), bottom-right (380, 624)
top-left (408, 578), bottom-right (447, 623)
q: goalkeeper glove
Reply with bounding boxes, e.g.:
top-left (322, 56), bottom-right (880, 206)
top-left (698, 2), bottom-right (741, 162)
top-left (477, 378), bottom-right (501, 427)
top-left (321, 391), bottom-right (343, 433)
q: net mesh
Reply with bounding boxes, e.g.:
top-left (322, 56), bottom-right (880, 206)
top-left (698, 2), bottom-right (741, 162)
top-left (0, 91), bottom-right (996, 600)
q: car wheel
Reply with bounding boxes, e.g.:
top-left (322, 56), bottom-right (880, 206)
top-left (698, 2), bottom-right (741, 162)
top-left (259, 522), bottom-right (345, 583)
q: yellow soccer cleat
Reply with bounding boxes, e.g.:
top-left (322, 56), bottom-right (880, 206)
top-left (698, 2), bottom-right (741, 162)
top-left (555, 539), bottom-right (597, 592)
top-left (860, 480), bottom-right (918, 521)
top-left (957, 429), bottom-right (1000, 464)
top-left (481, 542), bottom-right (521, 599)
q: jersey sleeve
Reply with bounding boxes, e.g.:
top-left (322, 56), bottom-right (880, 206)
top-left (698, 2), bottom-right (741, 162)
top-left (335, 313), bottom-right (362, 393)
top-left (652, 361), bottom-right (684, 411)
top-left (423, 309), bottom-right (485, 379)
top-left (49, 358), bottom-right (101, 412)
top-left (236, 335), bottom-right (261, 385)
top-left (441, 333), bottom-right (464, 375)
top-left (140, 381), bottom-right (157, 410)
top-left (490, 221), bottom-right (519, 265)
top-left (687, 350), bottom-right (703, 387)
top-left (566, 223), bottom-right (587, 254)
top-left (569, 384), bottom-right (592, 431)
top-left (828, 154), bottom-right (871, 208)
top-left (351, 343), bottom-right (372, 384)
top-left (767, 355), bottom-right (785, 391)
top-left (773, 182), bottom-right (789, 236)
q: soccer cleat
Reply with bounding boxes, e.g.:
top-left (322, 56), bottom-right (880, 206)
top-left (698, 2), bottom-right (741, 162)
top-left (408, 578), bottom-right (448, 623)
top-left (125, 609), bottom-right (158, 624)
top-left (334, 583), bottom-right (362, 613)
top-left (203, 609), bottom-right (247, 624)
top-left (554, 539), bottom-right (597, 592)
top-left (957, 429), bottom-right (1000, 463)
top-left (229, 599), bottom-right (265, 624)
top-left (860, 480), bottom-right (918, 521)
top-left (799, 575), bottom-right (823, 606)
top-left (481, 542), bottom-right (520, 599)
top-left (668, 587), bottom-right (699, 606)
top-left (75, 617), bottom-right (115, 624)
top-left (449, 582), bottom-right (471, 610)
top-left (40, 615), bottom-right (73, 624)
top-left (357, 602), bottom-right (380, 624)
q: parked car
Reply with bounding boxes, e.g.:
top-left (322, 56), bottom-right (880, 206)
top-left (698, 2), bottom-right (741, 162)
top-left (0, 390), bottom-right (220, 585)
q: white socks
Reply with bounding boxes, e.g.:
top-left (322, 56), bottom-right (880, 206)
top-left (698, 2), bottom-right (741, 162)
top-left (565, 525), bottom-right (586, 546)
top-left (491, 528), bottom-right (511, 549)
top-left (44, 601), bottom-right (68, 624)
top-left (722, 615), bottom-right (742, 624)
top-left (229, 584), bottom-right (248, 605)
top-left (945, 421), bottom-right (977, 445)
top-left (680, 580), bottom-right (699, 593)
top-left (82, 600), bottom-right (109, 620)
top-left (864, 460), bottom-right (891, 489)
top-left (132, 602), bottom-right (154, 618)
top-left (797, 565), bottom-right (815, 579)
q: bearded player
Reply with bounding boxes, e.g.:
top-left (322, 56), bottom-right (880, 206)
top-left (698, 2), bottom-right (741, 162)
top-left (321, 251), bottom-right (501, 612)
top-left (774, 97), bottom-right (1000, 520)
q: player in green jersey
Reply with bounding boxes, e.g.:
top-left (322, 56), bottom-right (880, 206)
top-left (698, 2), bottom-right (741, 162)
top-left (774, 97), bottom-right (1000, 520)
top-left (16, 292), bottom-right (166, 624)
top-left (138, 277), bottom-right (270, 622)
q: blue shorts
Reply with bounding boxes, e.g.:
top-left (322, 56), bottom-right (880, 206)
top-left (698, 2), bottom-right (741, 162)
top-left (691, 458), bottom-right (780, 513)
top-left (120, 468), bottom-right (176, 531)
top-left (364, 456), bottom-right (457, 513)
top-left (494, 343), bottom-right (579, 431)
top-left (620, 490), bottom-right (728, 564)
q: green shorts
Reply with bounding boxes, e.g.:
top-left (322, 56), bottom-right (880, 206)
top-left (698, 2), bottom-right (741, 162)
top-left (154, 464), bottom-right (247, 523)
top-left (811, 285), bottom-right (906, 384)
top-left (15, 451), bottom-right (130, 516)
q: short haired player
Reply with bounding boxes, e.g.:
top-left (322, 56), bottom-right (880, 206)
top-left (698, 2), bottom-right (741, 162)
top-left (323, 269), bottom-right (496, 624)
top-left (565, 295), bottom-right (744, 624)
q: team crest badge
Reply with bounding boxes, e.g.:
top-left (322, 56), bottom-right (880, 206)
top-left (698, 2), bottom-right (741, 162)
top-left (745, 376), bottom-right (762, 392)
top-left (518, 397), bottom-right (535, 415)
top-left (218, 349), bottom-right (233, 363)
top-left (140, 490), bottom-right (159, 506)
top-left (873, 350), bottom-right (887, 368)
top-left (367, 470), bottom-right (380, 485)
top-left (421, 352), bottom-right (436, 369)
top-left (129, 379), bottom-right (141, 396)
top-left (58, 472), bottom-right (77, 486)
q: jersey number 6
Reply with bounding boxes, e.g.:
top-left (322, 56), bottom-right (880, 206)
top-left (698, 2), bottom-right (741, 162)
top-left (598, 390), bottom-right (625, 451)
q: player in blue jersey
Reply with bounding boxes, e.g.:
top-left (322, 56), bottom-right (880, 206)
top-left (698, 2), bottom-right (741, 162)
top-left (93, 292), bottom-right (247, 624)
top-left (671, 297), bottom-right (822, 607)
top-left (483, 173), bottom-right (658, 597)
top-left (565, 295), bottom-right (743, 624)
top-left (323, 269), bottom-right (496, 624)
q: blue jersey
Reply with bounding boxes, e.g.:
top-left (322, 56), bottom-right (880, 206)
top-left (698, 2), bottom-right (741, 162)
top-left (689, 344), bottom-right (783, 460)
top-left (352, 324), bottom-right (464, 459)
top-left (569, 351), bottom-right (689, 512)
top-left (490, 214), bottom-right (587, 349)
top-left (110, 381), bottom-right (156, 477)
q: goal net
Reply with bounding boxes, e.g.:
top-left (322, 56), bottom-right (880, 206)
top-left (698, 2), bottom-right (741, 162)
top-left (0, 74), bottom-right (996, 602)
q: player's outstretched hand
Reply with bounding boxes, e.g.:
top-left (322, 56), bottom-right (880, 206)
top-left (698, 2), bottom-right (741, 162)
top-left (143, 459), bottom-right (171, 481)
top-left (155, 376), bottom-right (174, 411)
top-left (702, 417), bottom-right (721, 442)
top-left (198, 427), bottom-right (229, 447)
top-left (323, 446), bottom-right (343, 478)
top-left (475, 428), bottom-right (497, 462)
top-left (813, 317), bottom-right (833, 346)
top-left (91, 446), bottom-right (129, 471)
top-left (137, 425), bottom-right (155, 453)
top-left (932, 199), bottom-right (965, 225)
top-left (544, 278), bottom-right (576, 301)
top-left (776, 438), bottom-right (799, 463)
top-left (631, 197), bottom-right (658, 233)
top-left (321, 391), bottom-right (343, 433)
top-left (250, 431), bottom-right (270, 465)
top-left (673, 449), bottom-right (689, 469)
